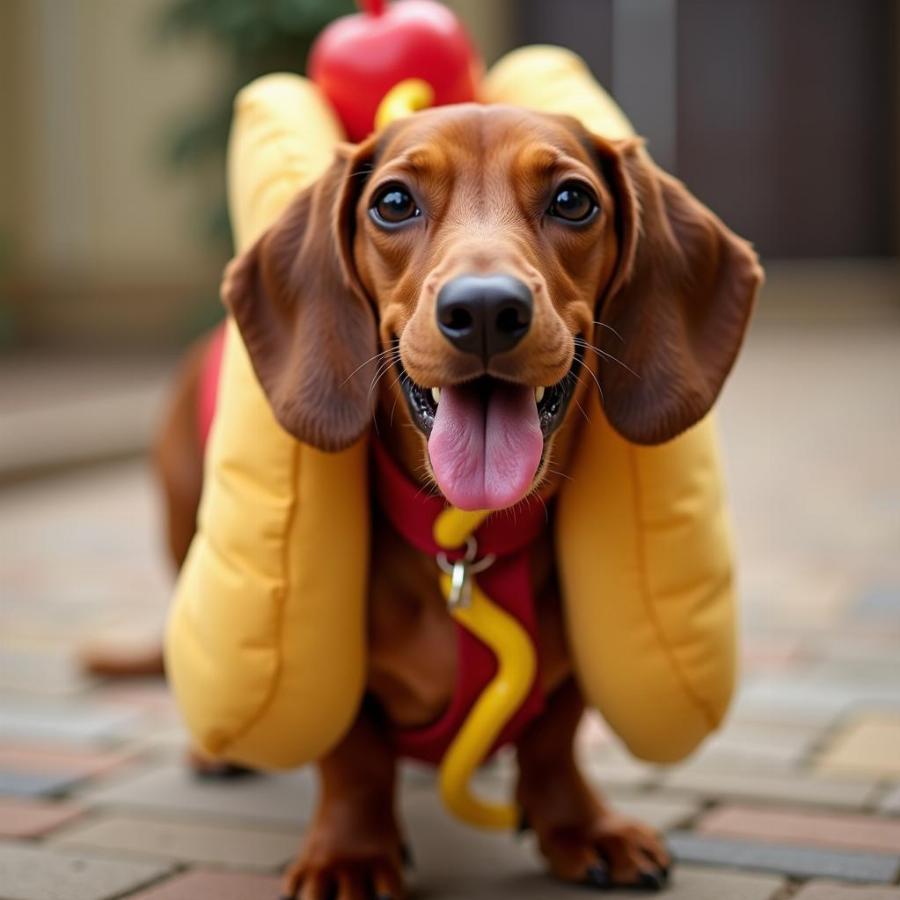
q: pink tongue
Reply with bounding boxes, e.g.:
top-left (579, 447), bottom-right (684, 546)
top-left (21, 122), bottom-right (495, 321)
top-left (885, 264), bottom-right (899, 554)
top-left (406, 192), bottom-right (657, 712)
top-left (428, 382), bottom-right (543, 511)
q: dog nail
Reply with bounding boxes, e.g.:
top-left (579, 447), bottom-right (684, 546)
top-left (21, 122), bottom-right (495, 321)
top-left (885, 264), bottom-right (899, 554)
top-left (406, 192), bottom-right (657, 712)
top-left (638, 869), bottom-right (665, 891)
top-left (516, 810), bottom-right (530, 834)
top-left (401, 842), bottom-right (414, 868)
top-left (585, 863), bottom-right (610, 888)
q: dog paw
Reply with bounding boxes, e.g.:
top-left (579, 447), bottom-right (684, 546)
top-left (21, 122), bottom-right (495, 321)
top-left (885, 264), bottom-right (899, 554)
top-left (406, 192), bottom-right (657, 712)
top-left (280, 830), bottom-right (407, 900)
top-left (528, 809), bottom-right (671, 891)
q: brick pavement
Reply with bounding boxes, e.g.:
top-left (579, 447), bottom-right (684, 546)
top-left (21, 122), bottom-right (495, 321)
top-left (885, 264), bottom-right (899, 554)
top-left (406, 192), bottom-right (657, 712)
top-left (0, 320), bottom-right (899, 898)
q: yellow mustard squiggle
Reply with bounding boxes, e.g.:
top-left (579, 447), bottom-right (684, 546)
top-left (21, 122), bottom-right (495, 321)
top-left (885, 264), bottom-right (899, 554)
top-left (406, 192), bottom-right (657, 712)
top-left (434, 508), bottom-right (537, 830)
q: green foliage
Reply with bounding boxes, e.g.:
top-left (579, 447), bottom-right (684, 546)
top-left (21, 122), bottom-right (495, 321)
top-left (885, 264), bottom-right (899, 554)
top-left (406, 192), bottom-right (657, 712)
top-left (157, 0), bottom-right (354, 248)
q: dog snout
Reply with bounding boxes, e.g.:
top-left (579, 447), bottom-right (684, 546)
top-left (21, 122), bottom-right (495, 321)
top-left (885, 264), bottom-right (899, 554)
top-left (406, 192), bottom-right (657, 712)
top-left (435, 274), bottom-right (533, 363)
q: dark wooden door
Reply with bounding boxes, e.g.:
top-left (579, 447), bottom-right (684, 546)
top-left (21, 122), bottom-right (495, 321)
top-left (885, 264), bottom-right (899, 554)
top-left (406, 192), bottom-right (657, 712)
top-left (517, 0), bottom-right (898, 258)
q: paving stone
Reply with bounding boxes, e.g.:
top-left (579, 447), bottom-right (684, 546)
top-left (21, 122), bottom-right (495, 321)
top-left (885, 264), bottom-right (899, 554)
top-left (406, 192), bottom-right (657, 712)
top-left (79, 762), bottom-right (316, 827)
top-left (619, 866), bottom-right (782, 900)
top-left (0, 798), bottom-right (84, 838)
top-left (0, 744), bottom-right (135, 779)
top-left (0, 647), bottom-right (95, 696)
top-left (136, 723), bottom-right (190, 755)
top-left (692, 720), bottom-right (823, 768)
top-left (399, 789), bottom-right (783, 898)
top-left (682, 714), bottom-right (828, 771)
top-left (576, 711), bottom-right (616, 752)
top-left (419, 863), bottom-right (785, 900)
top-left (53, 813), bottom-right (299, 870)
top-left (0, 841), bottom-right (172, 900)
top-left (612, 795), bottom-right (701, 832)
top-left (854, 587), bottom-right (900, 619)
top-left (0, 700), bottom-right (143, 746)
top-left (698, 804), bottom-right (900, 854)
top-left (805, 656), bottom-right (900, 688)
top-left (0, 770), bottom-right (84, 798)
top-left (580, 743), bottom-right (663, 788)
top-left (93, 682), bottom-right (177, 718)
top-left (807, 633), bottom-right (900, 667)
top-left (880, 785), bottom-right (900, 815)
top-left (792, 881), bottom-right (900, 899)
top-left (741, 634), bottom-right (805, 673)
top-left (125, 869), bottom-right (283, 900)
top-left (736, 677), bottom-right (900, 725)
top-left (682, 743), bottom-right (795, 773)
top-left (666, 831), bottom-right (900, 883)
top-left (818, 715), bottom-right (900, 778)
top-left (661, 766), bottom-right (877, 809)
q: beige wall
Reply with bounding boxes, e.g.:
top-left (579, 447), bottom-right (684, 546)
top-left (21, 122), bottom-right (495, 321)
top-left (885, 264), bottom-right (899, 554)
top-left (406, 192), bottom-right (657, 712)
top-left (444, 0), bottom-right (515, 63)
top-left (896, 0), bottom-right (900, 257)
top-left (3, 0), bottom-right (227, 347)
top-left (1, 0), bottom-right (515, 349)
top-left (3, 0), bottom-right (894, 349)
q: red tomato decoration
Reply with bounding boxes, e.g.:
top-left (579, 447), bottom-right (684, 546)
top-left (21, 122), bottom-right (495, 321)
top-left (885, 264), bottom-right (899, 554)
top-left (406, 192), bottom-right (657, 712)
top-left (309, 0), bottom-right (482, 141)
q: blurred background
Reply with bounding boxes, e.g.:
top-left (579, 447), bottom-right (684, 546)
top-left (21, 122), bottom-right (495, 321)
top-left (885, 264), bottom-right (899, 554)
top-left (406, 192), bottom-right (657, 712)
top-left (0, 3), bottom-right (899, 896)
top-left (0, 0), bottom-right (897, 358)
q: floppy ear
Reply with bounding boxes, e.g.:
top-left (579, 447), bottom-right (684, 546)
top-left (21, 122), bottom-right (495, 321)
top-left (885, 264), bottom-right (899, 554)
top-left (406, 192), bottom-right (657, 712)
top-left (592, 137), bottom-right (763, 445)
top-left (221, 140), bottom-right (379, 451)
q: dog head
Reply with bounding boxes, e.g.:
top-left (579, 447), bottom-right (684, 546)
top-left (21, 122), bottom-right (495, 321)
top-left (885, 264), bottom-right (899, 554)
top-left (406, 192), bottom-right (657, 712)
top-left (223, 104), bottom-right (761, 510)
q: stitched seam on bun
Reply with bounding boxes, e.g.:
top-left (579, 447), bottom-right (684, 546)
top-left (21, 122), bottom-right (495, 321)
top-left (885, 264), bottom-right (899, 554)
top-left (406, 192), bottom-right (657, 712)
top-left (627, 441), bottom-right (717, 730)
top-left (224, 435), bottom-right (299, 757)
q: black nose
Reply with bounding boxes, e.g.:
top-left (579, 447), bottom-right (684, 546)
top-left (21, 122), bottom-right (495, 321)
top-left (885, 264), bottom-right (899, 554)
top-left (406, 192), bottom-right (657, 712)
top-left (436, 274), bottom-right (533, 362)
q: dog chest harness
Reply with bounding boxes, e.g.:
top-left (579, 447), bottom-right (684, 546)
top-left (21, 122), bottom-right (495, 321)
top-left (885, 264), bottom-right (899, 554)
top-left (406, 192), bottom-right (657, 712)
top-left (166, 46), bottom-right (738, 831)
top-left (372, 439), bottom-right (546, 766)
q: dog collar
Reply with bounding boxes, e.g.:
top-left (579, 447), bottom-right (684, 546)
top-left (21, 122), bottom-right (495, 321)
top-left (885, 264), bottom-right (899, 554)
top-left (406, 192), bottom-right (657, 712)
top-left (371, 437), bottom-right (548, 559)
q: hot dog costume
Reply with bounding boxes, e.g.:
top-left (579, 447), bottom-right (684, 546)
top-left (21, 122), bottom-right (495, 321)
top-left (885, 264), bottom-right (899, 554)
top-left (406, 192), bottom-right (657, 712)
top-left (165, 45), bottom-right (737, 829)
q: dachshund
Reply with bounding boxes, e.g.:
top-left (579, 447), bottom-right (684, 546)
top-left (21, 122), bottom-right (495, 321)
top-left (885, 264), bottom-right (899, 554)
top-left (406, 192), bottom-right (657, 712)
top-left (112, 104), bottom-right (762, 898)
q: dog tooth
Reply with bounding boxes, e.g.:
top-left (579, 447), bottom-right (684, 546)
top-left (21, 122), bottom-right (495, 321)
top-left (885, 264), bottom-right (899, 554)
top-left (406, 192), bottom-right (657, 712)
top-left (431, 387), bottom-right (441, 405)
top-left (534, 386), bottom-right (545, 404)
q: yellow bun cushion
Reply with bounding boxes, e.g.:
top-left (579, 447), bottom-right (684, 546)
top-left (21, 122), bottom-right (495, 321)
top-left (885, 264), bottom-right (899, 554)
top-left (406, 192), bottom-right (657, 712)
top-left (165, 75), bottom-right (369, 768)
top-left (166, 48), bottom-right (735, 770)
top-left (483, 46), bottom-right (736, 763)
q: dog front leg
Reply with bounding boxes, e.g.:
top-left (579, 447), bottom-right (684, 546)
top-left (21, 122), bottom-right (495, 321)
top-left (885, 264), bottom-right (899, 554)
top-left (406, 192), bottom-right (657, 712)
top-left (515, 678), bottom-right (670, 891)
top-left (282, 701), bottom-right (406, 900)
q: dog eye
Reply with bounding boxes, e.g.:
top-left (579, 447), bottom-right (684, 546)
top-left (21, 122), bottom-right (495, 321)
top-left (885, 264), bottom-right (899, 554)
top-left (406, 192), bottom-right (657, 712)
top-left (370, 184), bottom-right (421, 226)
top-left (548, 182), bottom-right (598, 223)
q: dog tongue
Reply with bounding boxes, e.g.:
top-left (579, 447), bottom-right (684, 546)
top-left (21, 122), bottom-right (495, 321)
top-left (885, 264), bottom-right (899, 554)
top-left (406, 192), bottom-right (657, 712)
top-left (428, 381), bottom-right (543, 511)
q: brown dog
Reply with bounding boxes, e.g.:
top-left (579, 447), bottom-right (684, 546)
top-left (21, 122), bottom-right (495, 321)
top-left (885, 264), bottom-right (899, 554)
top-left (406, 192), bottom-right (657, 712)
top-left (149, 104), bottom-right (761, 898)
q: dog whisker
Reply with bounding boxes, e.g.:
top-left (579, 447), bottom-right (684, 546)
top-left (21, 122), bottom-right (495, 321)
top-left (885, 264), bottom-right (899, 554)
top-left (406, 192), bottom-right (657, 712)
top-left (367, 354), bottom-right (402, 437)
top-left (389, 392), bottom-right (400, 428)
top-left (572, 355), bottom-right (605, 408)
top-left (346, 163), bottom-right (375, 182)
top-left (574, 395), bottom-right (591, 426)
top-left (383, 368), bottom-right (408, 429)
top-left (341, 347), bottom-right (397, 389)
top-left (573, 336), bottom-right (639, 380)
top-left (591, 320), bottom-right (625, 343)
top-left (367, 354), bottom-right (400, 400)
